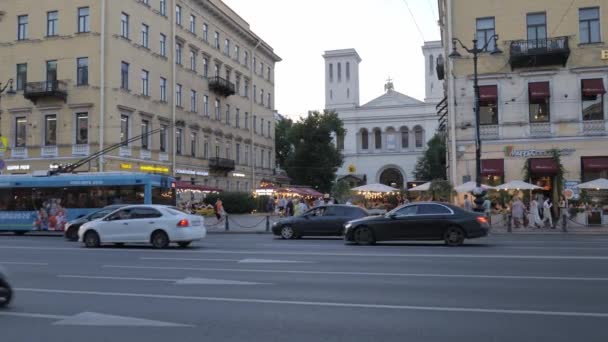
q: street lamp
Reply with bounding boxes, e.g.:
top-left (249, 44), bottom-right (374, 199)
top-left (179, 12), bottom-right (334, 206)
top-left (449, 35), bottom-right (502, 212)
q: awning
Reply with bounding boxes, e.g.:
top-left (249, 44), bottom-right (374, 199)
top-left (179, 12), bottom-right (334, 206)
top-left (175, 181), bottom-right (222, 192)
top-left (582, 157), bottom-right (608, 171)
top-left (529, 82), bottom-right (551, 101)
top-left (582, 79), bottom-right (606, 97)
top-left (479, 85), bottom-right (497, 101)
top-left (481, 159), bottom-right (504, 176)
top-left (529, 158), bottom-right (558, 174)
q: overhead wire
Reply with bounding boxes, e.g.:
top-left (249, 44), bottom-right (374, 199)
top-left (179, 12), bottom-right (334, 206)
top-left (401, 0), bottom-right (426, 42)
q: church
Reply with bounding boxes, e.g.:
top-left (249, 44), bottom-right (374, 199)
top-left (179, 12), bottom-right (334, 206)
top-left (324, 41), bottom-right (444, 189)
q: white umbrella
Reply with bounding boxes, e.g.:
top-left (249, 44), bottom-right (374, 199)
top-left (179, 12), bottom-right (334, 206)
top-left (407, 181), bottom-right (431, 192)
top-left (494, 180), bottom-right (542, 191)
top-left (351, 183), bottom-right (398, 193)
top-left (574, 178), bottom-right (608, 190)
top-left (454, 181), bottom-right (495, 193)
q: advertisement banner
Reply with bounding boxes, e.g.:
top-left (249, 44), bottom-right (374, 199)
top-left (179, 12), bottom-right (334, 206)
top-left (564, 181), bottom-right (580, 200)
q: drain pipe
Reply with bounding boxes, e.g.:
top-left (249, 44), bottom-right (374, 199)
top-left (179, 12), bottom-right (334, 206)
top-left (250, 40), bottom-right (261, 192)
top-left (171, 0), bottom-right (177, 177)
top-left (99, 0), bottom-right (106, 172)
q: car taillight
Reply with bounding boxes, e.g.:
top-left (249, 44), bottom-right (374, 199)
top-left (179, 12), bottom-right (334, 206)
top-left (177, 219), bottom-right (190, 227)
top-left (476, 216), bottom-right (488, 225)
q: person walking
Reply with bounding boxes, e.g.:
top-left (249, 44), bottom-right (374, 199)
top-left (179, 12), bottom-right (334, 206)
top-left (463, 195), bottom-right (472, 211)
top-left (511, 197), bottom-right (525, 228)
top-left (214, 198), bottom-right (225, 221)
top-left (483, 198), bottom-right (492, 226)
top-left (286, 198), bottom-right (294, 217)
top-left (530, 198), bottom-right (542, 228)
top-left (543, 198), bottom-right (553, 228)
top-left (559, 196), bottom-right (568, 231)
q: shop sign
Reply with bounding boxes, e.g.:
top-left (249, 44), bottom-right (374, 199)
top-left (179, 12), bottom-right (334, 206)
top-left (120, 163), bottom-right (133, 170)
top-left (175, 168), bottom-right (209, 176)
top-left (504, 146), bottom-right (575, 158)
top-left (255, 189), bottom-right (274, 195)
top-left (564, 181), bottom-right (580, 200)
top-left (6, 164), bottom-right (30, 171)
top-left (140, 165), bottom-right (170, 173)
top-left (232, 172), bottom-right (246, 178)
top-left (602, 50), bottom-right (608, 60)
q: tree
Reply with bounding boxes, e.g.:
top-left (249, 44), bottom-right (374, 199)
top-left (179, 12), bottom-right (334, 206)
top-left (283, 110), bottom-right (345, 193)
top-left (274, 117), bottom-right (293, 169)
top-left (413, 133), bottom-right (447, 181)
top-left (331, 179), bottom-right (351, 203)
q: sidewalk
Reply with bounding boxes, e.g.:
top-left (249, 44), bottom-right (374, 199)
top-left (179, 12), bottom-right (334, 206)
top-left (203, 214), bottom-right (277, 234)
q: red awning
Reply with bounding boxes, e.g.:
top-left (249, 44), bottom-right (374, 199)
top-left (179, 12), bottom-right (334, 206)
top-left (175, 181), bottom-right (222, 192)
top-left (479, 85), bottom-right (497, 101)
top-left (582, 79), bottom-right (606, 97)
top-left (529, 158), bottom-right (558, 174)
top-left (529, 82), bottom-right (551, 101)
top-left (582, 157), bottom-right (608, 171)
top-left (481, 159), bottom-right (504, 176)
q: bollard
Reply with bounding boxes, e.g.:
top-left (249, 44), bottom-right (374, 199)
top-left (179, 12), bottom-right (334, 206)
top-left (225, 214), bottom-right (229, 231)
top-left (265, 215), bottom-right (270, 232)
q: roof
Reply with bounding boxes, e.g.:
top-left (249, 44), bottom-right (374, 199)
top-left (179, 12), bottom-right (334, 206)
top-left (361, 89), bottom-right (424, 108)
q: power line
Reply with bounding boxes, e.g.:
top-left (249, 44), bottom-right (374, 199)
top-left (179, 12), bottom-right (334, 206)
top-left (401, 0), bottom-right (426, 42)
top-left (426, 0), bottom-right (437, 23)
top-left (551, 0), bottom-right (576, 36)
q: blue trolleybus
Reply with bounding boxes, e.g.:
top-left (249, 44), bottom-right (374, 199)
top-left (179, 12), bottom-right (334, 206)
top-left (0, 172), bottom-right (176, 235)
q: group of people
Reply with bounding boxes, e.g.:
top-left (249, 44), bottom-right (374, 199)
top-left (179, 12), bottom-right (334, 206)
top-left (274, 196), bottom-right (336, 217)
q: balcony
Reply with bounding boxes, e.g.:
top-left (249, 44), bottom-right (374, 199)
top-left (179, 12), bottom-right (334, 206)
top-left (583, 120), bottom-right (606, 136)
top-left (41, 145), bottom-right (58, 158)
top-left (208, 76), bottom-right (236, 97)
top-left (24, 80), bottom-right (68, 104)
top-left (509, 37), bottom-right (570, 69)
top-left (530, 122), bottom-right (552, 137)
top-left (72, 144), bottom-right (90, 156)
top-left (479, 124), bottom-right (499, 140)
top-left (209, 157), bottom-right (236, 172)
top-left (11, 147), bottom-right (28, 159)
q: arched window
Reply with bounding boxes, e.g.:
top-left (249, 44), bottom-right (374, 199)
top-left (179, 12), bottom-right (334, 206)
top-left (429, 54), bottom-right (434, 75)
top-left (386, 127), bottom-right (396, 150)
top-left (400, 126), bottom-right (409, 149)
top-left (336, 133), bottom-right (344, 151)
top-left (361, 129), bottom-right (368, 150)
top-left (414, 126), bottom-right (424, 148)
top-left (374, 129), bottom-right (382, 149)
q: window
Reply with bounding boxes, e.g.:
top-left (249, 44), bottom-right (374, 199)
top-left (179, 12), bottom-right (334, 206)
top-left (235, 108), bottom-right (240, 128)
top-left (234, 45), bottom-right (240, 60)
top-left (329, 63), bottom-right (334, 82)
top-left (214, 31), bottom-right (220, 49)
top-left (414, 126), bottom-right (424, 148)
top-left (337, 133), bottom-right (344, 150)
top-left (374, 129), bottom-right (382, 149)
top-left (582, 79), bottom-right (605, 121)
top-left (142, 0), bottom-right (149, 5)
top-left (14, 117), bottom-right (27, 147)
top-left (245, 112), bottom-right (249, 129)
top-left (141, 69), bottom-right (149, 96)
top-left (268, 150), bottom-right (272, 168)
top-left (418, 204), bottom-right (452, 215)
top-left (44, 115), bottom-right (57, 146)
top-left (361, 129), bottom-right (369, 150)
top-left (160, 33), bottom-right (167, 56)
top-left (189, 15), bottom-right (195, 33)
top-left (176, 42), bottom-right (182, 65)
top-left (225, 104), bottom-right (230, 125)
top-left (159, 0), bottom-right (166, 16)
top-left (253, 115), bottom-right (257, 133)
top-left (267, 67), bottom-right (271, 81)
top-left (479, 85), bottom-right (498, 125)
top-left (236, 143), bottom-right (241, 164)
top-left (190, 89), bottom-right (197, 112)
top-left (120, 12), bottom-right (129, 39)
top-left (203, 137), bottom-right (209, 158)
top-left (579, 8), bottom-right (601, 44)
top-left (141, 24), bottom-right (149, 48)
top-left (235, 75), bottom-right (241, 94)
top-left (267, 121), bottom-right (271, 137)
top-left (189, 50), bottom-right (196, 71)
top-left (429, 55), bottom-right (434, 75)
top-left (160, 77), bottom-right (167, 102)
top-left (261, 118), bottom-right (265, 135)
top-left (16, 63), bottom-right (27, 91)
top-left (175, 84), bottom-right (182, 107)
top-left (244, 79), bottom-right (249, 98)
top-left (121, 61), bottom-right (129, 90)
top-left (226, 143), bottom-right (231, 159)
top-left (75, 113), bottom-right (88, 144)
top-left (528, 82), bottom-right (550, 123)
top-left (527, 13), bottom-right (547, 48)
top-left (225, 68), bottom-right (231, 82)
top-left (77, 57), bottom-right (88, 86)
top-left (253, 147), bottom-right (257, 166)
top-left (400, 127), bottom-right (409, 149)
top-left (202, 23), bottom-right (208, 42)
top-left (16, 15), bottom-right (28, 41)
top-left (47, 11), bottom-right (58, 37)
top-left (337, 62), bottom-right (342, 82)
top-left (141, 120), bottom-right (149, 150)
top-left (175, 5), bottom-right (181, 26)
top-left (245, 145), bottom-right (250, 165)
top-left (200, 56), bottom-right (208, 77)
top-left (225, 39), bottom-right (230, 55)
top-left (175, 128), bottom-right (182, 154)
top-left (190, 132), bottom-right (197, 157)
top-left (253, 85), bottom-right (257, 103)
top-left (346, 62), bottom-right (351, 81)
top-left (46, 60), bottom-right (57, 89)
top-left (260, 88), bottom-right (264, 105)
top-left (244, 51), bottom-right (249, 66)
top-left (395, 205), bottom-right (417, 217)
top-left (214, 63), bottom-right (220, 77)
top-left (215, 99), bottom-right (220, 120)
top-left (261, 148), bottom-right (265, 168)
top-left (267, 93), bottom-right (271, 109)
top-left (261, 62), bottom-right (265, 76)
top-left (78, 7), bottom-right (90, 33)
top-left (160, 124), bottom-right (167, 152)
top-left (476, 17), bottom-right (495, 51)
top-left (120, 115), bottom-right (129, 143)
top-left (253, 57), bottom-right (257, 74)
top-left (215, 140), bottom-right (220, 158)
top-left (203, 95), bottom-right (209, 116)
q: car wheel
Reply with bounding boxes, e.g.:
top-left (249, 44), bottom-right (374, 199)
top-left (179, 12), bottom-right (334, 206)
top-left (444, 226), bottom-right (465, 246)
top-left (177, 241), bottom-right (191, 248)
top-left (84, 231), bottom-right (100, 248)
top-left (65, 227), bottom-right (79, 241)
top-left (151, 230), bottom-right (170, 249)
top-left (13, 231), bottom-right (26, 236)
top-left (0, 279), bottom-right (12, 308)
top-left (353, 226), bottom-right (375, 245)
top-left (280, 226), bottom-right (295, 240)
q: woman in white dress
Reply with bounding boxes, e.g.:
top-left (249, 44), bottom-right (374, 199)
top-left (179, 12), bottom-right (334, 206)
top-left (543, 198), bottom-right (553, 228)
top-left (530, 199), bottom-right (542, 228)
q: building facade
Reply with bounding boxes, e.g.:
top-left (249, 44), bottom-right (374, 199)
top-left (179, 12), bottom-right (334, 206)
top-left (438, 0), bottom-right (608, 200)
top-left (0, 0), bottom-right (280, 192)
top-left (324, 44), bottom-right (443, 189)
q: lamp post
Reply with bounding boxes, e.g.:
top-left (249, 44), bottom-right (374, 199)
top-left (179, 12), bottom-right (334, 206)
top-left (448, 35), bottom-right (502, 211)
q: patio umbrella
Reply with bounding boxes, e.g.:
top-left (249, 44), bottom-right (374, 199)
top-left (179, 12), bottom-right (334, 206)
top-left (574, 178), bottom-right (608, 190)
top-left (407, 181), bottom-right (431, 192)
top-left (351, 183), bottom-right (398, 193)
top-left (454, 181), bottom-right (495, 193)
top-left (494, 180), bottom-right (542, 191)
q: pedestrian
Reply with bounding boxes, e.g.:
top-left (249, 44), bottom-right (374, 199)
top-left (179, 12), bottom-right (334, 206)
top-left (511, 197), bottom-right (525, 228)
top-left (298, 199), bottom-right (308, 215)
top-left (559, 195), bottom-right (569, 230)
top-left (214, 198), bottom-right (225, 220)
top-left (543, 198), bottom-right (553, 228)
top-left (278, 197), bottom-right (286, 214)
top-left (530, 198), bottom-right (542, 228)
top-left (286, 198), bottom-right (294, 216)
top-left (483, 197), bottom-right (492, 226)
top-left (463, 194), bottom-right (472, 211)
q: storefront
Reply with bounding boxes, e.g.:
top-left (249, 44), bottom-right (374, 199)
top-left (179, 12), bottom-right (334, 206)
top-left (581, 157), bottom-right (608, 182)
top-left (481, 159), bottom-right (504, 186)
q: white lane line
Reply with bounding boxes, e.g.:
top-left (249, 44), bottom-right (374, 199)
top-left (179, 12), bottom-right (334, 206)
top-left (0, 312), bottom-right (67, 320)
top-left (102, 265), bottom-right (608, 281)
top-left (59, 275), bottom-right (271, 285)
top-left (0, 261), bottom-right (49, 266)
top-left (15, 287), bottom-right (608, 318)
top-left (141, 257), bottom-right (239, 262)
top-left (59, 275), bottom-right (175, 282)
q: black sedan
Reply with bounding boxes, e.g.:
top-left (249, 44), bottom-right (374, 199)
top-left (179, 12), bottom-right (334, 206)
top-left (344, 202), bottom-right (489, 246)
top-left (64, 204), bottom-right (126, 241)
top-left (272, 205), bottom-right (369, 239)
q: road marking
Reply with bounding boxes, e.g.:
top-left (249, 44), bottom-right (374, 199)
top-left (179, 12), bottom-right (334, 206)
top-left (0, 312), bottom-right (67, 320)
top-left (0, 261), bottom-right (48, 266)
top-left (59, 274), bottom-right (271, 285)
top-left (238, 258), bottom-right (314, 264)
top-left (102, 265), bottom-right (608, 281)
top-left (15, 287), bottom-right (608, 318)
top-left (0, 311), bottom-right (191, 327)
top-left (141, 257), bottom-right (238, 262)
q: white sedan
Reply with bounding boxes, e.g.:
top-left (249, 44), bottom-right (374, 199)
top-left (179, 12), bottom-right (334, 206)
top-left (78, 205), bottom-right (206, 248)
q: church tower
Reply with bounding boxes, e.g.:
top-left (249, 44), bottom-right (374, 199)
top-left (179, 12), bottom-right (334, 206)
top-left (323, 49), bottom-right (362, 110)
top-left (421, 41), bottom-right (445, 103)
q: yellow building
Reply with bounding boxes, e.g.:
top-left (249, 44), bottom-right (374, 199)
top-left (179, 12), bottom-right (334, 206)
top-left (0, 0), bottom-right (280, 192)
top-left (438, 0), bottom-right (608, 202)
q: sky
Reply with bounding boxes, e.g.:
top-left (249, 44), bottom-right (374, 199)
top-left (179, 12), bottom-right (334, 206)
top-left (223, 0), bottom-right (441, 120)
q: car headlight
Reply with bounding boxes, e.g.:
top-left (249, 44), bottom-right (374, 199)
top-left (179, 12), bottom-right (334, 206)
top-left (272, 221), bottom-right (279, 227)
top-left (344, 223), bottom-right (352, 230)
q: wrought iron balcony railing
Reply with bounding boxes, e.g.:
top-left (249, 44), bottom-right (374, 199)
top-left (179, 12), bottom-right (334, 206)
top-left (23, 80), bottom-right (68, 104)
top-left (208, 76), bottom-right (236, 97)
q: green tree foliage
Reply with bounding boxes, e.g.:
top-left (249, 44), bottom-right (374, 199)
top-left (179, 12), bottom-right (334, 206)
top-left (331, 179), bottom-right (352, 203)
top-left (274, 117), bottom-right (293, 169)
top-left (429, 179), bottom-right (454, 202)
top-left (204, 192), bottom-right (256, 214)
top-left (413, 133), bottom-right (447, 181)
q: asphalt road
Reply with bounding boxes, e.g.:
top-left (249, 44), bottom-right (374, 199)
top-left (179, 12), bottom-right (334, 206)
top-left (0, 233), bottom-right (608, 342)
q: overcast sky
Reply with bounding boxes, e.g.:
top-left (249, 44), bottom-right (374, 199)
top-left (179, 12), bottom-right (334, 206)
top-left (223, 0), bottom-right (441, 119)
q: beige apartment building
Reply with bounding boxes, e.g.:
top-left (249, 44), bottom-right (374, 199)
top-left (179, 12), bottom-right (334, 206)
top-left (0, 0), bottom-right (280, 192)
top-left (438, 0), bottom-right (608, 202)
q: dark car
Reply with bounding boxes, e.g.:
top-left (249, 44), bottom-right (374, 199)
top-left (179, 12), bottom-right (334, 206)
top-left (64, 205), bottom-right (127, 241)
top-left (0, 266), bottom-right (12, 307)
top-left (344, 202), bottom-right (489, 246)
top-left (272, 205), bottom-right (369, 239)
